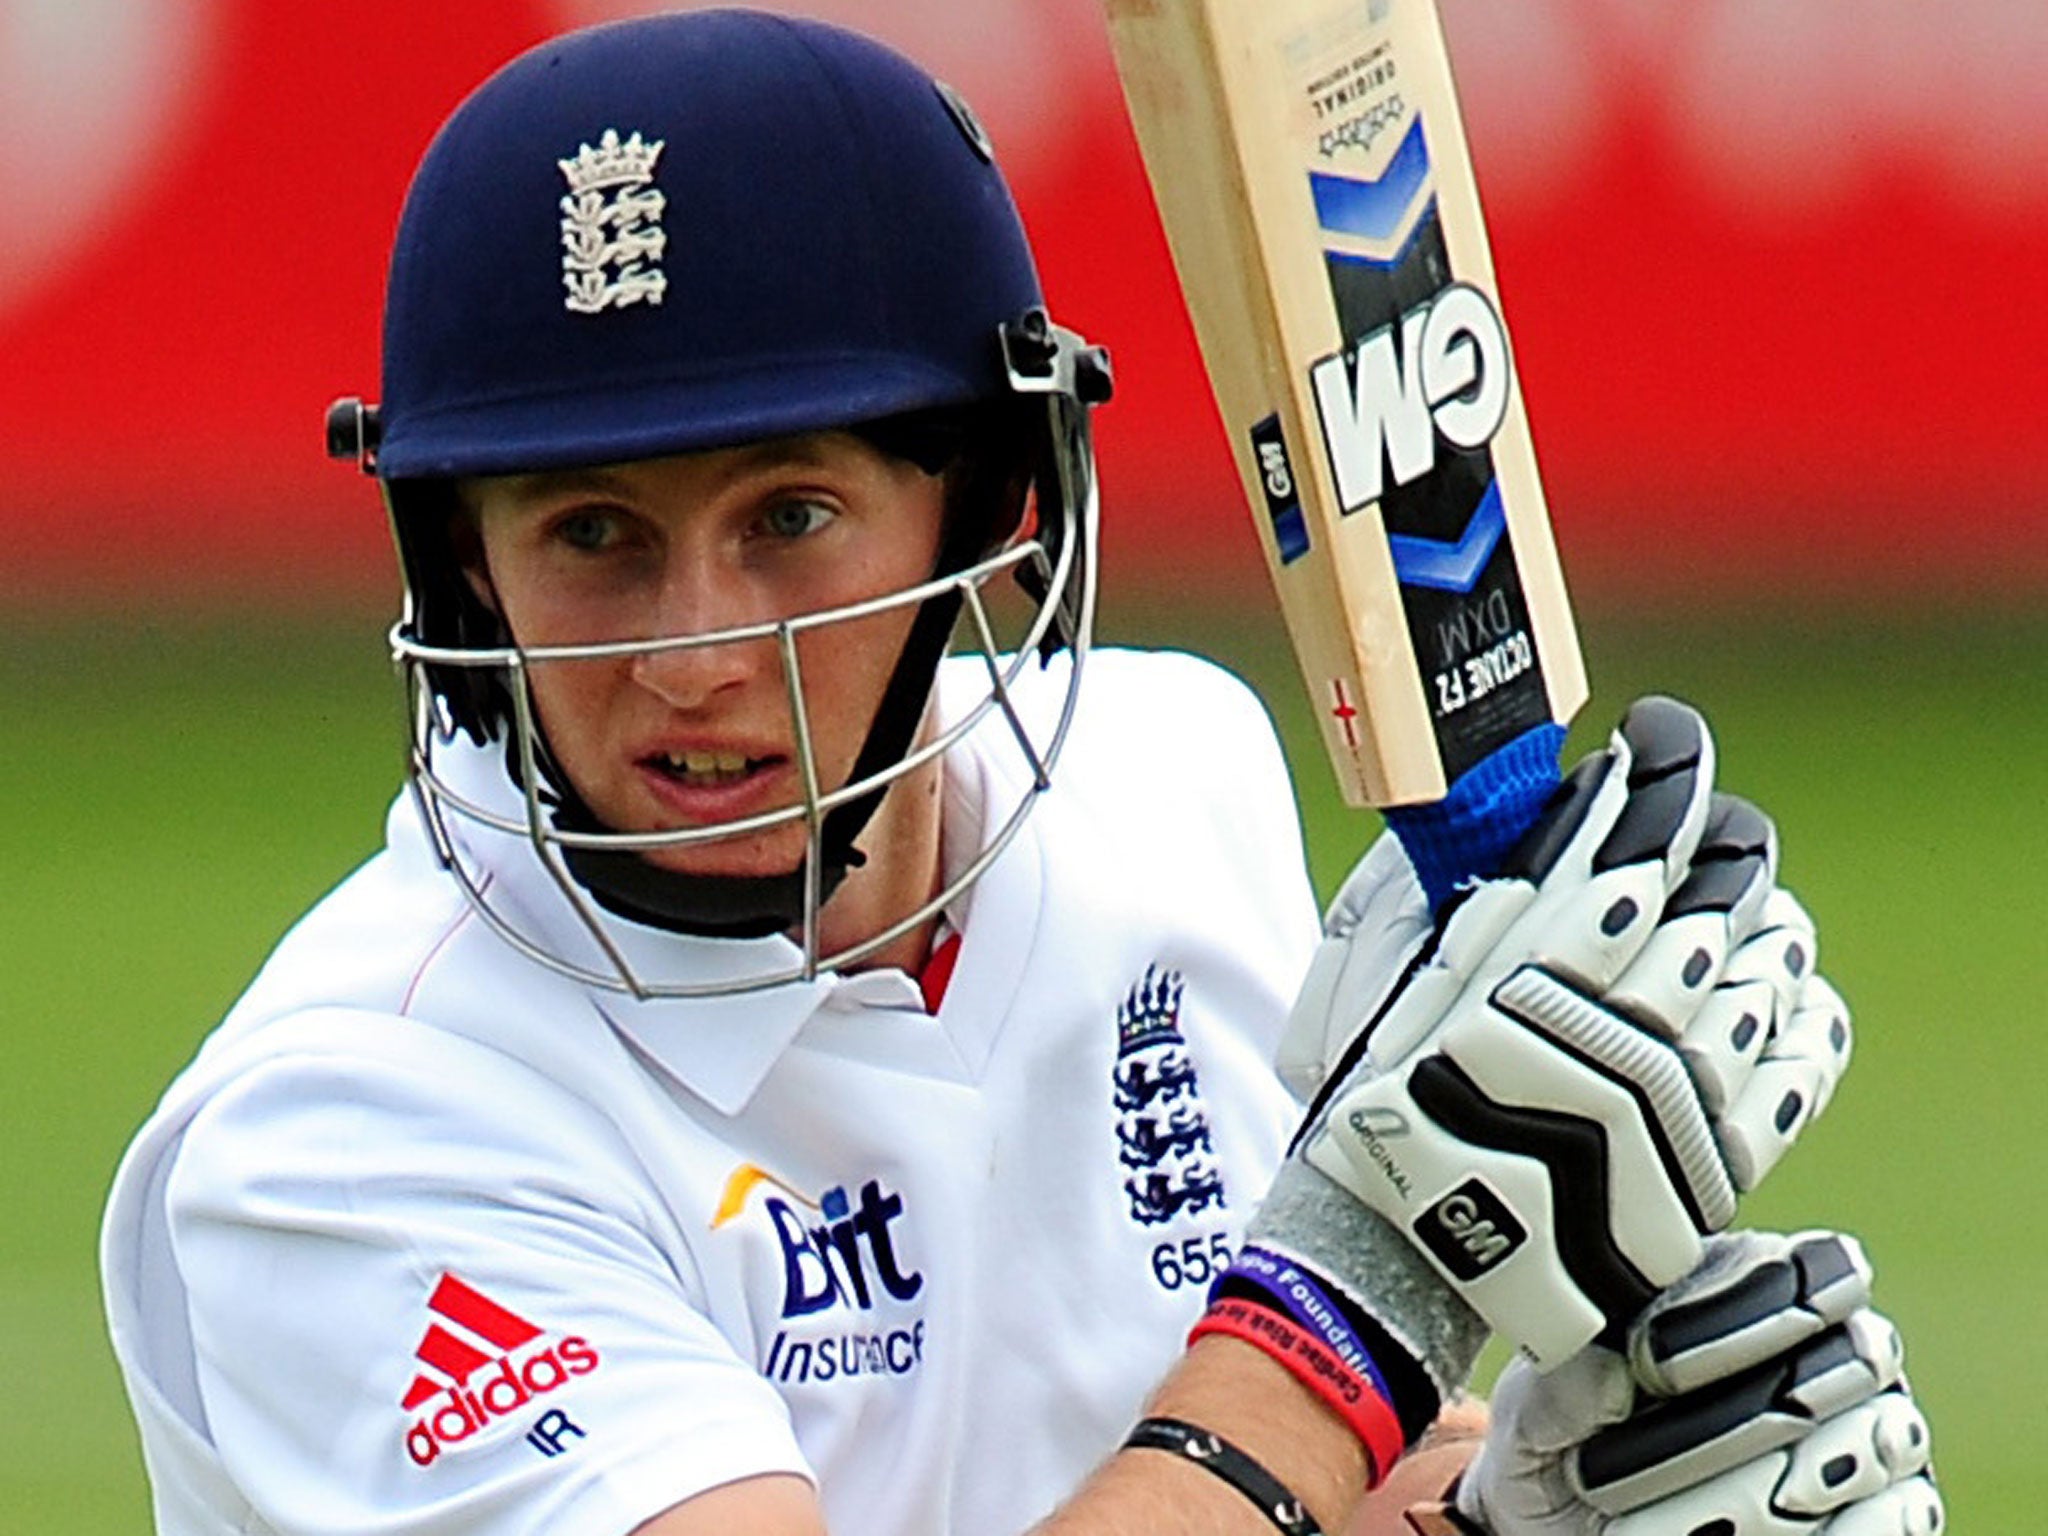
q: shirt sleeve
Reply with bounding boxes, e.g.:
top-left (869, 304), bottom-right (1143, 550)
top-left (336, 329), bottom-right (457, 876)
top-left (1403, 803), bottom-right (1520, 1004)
top-left (165, 1017), bottom-right (810, 1536)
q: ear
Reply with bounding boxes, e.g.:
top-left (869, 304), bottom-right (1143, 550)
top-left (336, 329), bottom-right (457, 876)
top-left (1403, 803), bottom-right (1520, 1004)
top-left (940, 456), bottom-right (1033, 572)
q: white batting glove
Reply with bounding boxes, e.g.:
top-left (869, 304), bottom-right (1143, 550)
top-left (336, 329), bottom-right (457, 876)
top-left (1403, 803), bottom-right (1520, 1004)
top-left (1282, 800), bottom-right (1847, 1198)
top-left (1274, 829), bottom-right (1435, 1102)
top-left (1282, 698), bottom-right (1850, 1368)
top-left (1455, 1230), bottom-right (1944, 1536)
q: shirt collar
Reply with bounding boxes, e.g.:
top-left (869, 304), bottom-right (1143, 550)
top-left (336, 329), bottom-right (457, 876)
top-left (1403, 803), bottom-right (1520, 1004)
top-left (915, 677), bottom-right (1047, 1079)
top-left (393, 653), bottom-right (1064, 1116)
top-left (394, 737), bottom-right (941, 1117)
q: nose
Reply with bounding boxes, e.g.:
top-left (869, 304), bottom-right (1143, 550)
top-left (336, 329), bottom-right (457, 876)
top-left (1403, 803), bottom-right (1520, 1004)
top-left (626, 558), bottom-right (776, 711)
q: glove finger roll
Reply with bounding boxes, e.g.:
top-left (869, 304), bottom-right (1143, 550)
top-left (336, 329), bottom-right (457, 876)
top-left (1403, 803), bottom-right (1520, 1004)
top-left (1631, 1231), bottom-right (1873, 1398)
top-left (1678, 977), bottom-right (1779, 1115)
top-left (1594, 698), bottom-right (1716, 886)
top-left (1715, 973), bottom-right (1851, 1191)
top-left (1496, 699), bottom-right (1713, 999)
top-left (1573, 1306), bottom-right (1905, 1515)
top-left (1824, 1475), bottom-right (1947, 1536)
top-left (1666, 793), bottom-right (1779, 932)
top-left (1773, 1390), bottom-right (1935, 1516)
top-left (1607, 793), bottom-right (1779, 1041)
top-left (1777, 975), bottom-right (1853, 1120)
top-left (1716, 1004), bottom-right (1843, 1195)
top-left (1727, 889), bottom-right (1819, 1019)
top-left (1606, 910), bottom-right (1737, 1043)
top-left (1568, 702), bottom-right (1714, 994)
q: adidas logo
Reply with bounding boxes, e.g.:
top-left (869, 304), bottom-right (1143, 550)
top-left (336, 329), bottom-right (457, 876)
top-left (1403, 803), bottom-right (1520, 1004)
top-left (400, 1274), bottom-right (600, 1467)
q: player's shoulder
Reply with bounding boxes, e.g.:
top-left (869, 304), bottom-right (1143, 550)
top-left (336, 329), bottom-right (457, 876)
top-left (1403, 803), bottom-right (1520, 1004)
top-left (132, 846), bottom-right (645, 1231)
top-left (101, 997), bottom-right (679, 1369)
top-left (994, 646), bottom-right (1312, 898)
top-left (168, 1005), bottom-right (640, 1213)
top-left (1068, 646), bottom-right (1294, 804)
top-left (1079, 644), bottom-right (1273, 721)
top-left (1015, 645), bottom-right (1286, 771)
top-left (941, 644), bottom-right (1289, 805)
top-left (209, 804), bottom-right (470, 1031)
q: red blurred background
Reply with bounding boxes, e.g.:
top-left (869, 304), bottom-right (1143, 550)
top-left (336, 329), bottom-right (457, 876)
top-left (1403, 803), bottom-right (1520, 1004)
top-left (3, 0), bottom-right (2044, 608)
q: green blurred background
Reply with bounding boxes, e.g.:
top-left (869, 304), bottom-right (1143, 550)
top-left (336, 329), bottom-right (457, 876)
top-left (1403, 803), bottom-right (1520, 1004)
top-left (5, 592), bottom-right (2042, 1528)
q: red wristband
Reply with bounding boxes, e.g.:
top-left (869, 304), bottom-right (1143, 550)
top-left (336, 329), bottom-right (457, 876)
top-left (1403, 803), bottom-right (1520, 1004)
top-left (1190, 1297), bottom-right (1407, 1487)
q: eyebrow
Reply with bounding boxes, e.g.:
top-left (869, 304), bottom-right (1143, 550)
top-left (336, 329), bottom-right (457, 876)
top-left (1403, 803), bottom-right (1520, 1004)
top-left (473, 436), bottom-right (844, 511)
top-left (479, 468), bottom-right (631, 508)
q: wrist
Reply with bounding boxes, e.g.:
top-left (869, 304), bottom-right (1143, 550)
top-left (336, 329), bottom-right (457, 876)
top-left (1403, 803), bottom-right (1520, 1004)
top-left (1136, 1333), bottom-right (1378, 1536)
top-left (1249, 1159), bottom-right (1489, 1409)
top-left (1190, 1294), bottom-right (1405, 1484)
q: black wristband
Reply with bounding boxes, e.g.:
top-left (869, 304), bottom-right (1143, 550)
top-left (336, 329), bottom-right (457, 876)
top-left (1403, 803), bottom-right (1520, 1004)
top-left (1122, 1416), bottom-right (1324, 1536)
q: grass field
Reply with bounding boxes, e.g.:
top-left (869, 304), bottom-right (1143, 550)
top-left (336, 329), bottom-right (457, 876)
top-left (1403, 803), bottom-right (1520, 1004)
top-left (4, 599), bottom-right (2041, 1530)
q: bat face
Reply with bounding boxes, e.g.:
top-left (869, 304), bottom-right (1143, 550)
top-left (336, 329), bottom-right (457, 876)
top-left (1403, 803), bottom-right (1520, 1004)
top-left (1104, 0), bottom-right (1584, 809)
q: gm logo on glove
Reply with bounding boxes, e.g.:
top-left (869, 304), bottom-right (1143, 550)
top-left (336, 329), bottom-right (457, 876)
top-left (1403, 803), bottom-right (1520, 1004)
top-left (1416, 1178), bottom-right (1527, 1281)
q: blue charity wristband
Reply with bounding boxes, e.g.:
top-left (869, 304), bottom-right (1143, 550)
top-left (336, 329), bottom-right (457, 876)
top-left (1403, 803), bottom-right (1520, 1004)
top-left (1212, 1244), bottom-right (1396, 1407)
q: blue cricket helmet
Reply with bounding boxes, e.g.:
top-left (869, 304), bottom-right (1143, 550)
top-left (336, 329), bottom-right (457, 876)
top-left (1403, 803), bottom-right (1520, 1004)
top-left (373, 7), bottom-right (1048, 478)
top-left (327, 9), bottom-right (1112, 986)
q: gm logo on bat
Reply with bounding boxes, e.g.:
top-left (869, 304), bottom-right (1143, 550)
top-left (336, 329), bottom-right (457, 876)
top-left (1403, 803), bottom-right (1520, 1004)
top-left (1415, 1177), bottom-right (1528, 1282)
top-left (1310, 282), bottom-right (1512, 513)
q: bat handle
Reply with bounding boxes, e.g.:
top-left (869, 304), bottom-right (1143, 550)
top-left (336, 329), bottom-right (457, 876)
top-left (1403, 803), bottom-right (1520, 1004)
top-left (1380, 722), bottom-right (1567, 912)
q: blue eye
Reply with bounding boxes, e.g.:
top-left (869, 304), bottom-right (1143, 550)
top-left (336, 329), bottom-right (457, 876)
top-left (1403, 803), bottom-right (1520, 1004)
top-left (761, 499), bottom-right (836, 539)
top-left (554, 510), bottom-right (617, 551)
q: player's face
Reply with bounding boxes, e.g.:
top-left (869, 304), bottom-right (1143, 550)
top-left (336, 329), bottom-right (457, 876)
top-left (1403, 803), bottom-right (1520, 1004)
top-left (461, 432), bottom-right (947, 882)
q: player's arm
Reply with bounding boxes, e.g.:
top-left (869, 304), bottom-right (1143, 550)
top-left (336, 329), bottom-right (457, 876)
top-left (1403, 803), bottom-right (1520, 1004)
top-left (1043, 1340), bottom-right (1484, 1536)
top-left (627, 1338), bottom-right (1465, 1536)
top-left (1038, 1336), bottom-right (1377, 1535)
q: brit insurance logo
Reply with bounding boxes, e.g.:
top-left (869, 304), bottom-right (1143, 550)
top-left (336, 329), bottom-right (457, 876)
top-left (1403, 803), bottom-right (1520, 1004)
top-left (399, 1274), bottom-right (599, 1468)
top-left (713, 1164), bottom-right (928, 1389)
top-left (1114, 966), bottom-right (1227, 1229)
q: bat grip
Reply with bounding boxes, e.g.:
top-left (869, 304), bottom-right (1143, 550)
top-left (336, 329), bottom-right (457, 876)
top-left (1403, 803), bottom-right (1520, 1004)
top-left (1381, 722), bottom-right (1566, 912)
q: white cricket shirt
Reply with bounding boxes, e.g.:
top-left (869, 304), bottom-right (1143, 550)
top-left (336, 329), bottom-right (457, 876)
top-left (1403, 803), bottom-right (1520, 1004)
top-left (102, 648), bottom-right (1321, 1536)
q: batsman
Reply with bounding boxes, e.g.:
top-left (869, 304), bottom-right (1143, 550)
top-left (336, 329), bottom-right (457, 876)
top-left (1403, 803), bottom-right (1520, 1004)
top-left (102, 11), bottom-right (1940, 1536)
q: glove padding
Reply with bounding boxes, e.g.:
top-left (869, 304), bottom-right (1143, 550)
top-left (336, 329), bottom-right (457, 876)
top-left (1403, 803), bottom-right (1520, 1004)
top-left (1456, 1230), bottom-right (1943, 1536)
top-left (1288, 698), bottom-right (1851, 1367)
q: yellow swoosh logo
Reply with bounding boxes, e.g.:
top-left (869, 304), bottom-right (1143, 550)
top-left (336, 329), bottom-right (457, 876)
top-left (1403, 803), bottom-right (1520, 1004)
top-left (711, 1163), bottom-right (815, 1229)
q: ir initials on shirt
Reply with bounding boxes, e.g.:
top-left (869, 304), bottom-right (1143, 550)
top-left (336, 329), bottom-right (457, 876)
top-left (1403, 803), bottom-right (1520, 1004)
top-left (526, 1407), bottom-right (585, 1458)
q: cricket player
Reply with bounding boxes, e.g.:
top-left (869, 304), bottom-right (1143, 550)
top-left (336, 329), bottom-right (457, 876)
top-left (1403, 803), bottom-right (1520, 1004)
top-left (101, 12), bottom-right (1939, 1536)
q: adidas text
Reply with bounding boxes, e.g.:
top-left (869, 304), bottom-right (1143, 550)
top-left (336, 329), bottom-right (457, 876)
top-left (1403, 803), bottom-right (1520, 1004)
top-left (404, 1339), bottom-right (600, 1467)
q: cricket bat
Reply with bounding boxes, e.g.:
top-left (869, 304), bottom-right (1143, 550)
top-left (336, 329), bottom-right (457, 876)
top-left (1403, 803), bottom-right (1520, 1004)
top-left (1102, 0), bottom-right (1587, 889)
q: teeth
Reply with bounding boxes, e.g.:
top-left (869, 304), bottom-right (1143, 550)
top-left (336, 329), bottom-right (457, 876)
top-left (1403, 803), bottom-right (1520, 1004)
top-left (661, 750), bottom-right (751, 784)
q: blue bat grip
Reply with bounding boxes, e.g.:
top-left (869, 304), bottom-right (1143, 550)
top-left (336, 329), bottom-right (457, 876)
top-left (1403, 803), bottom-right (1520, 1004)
top-left (1381, 722), bottom-right (1567, 912)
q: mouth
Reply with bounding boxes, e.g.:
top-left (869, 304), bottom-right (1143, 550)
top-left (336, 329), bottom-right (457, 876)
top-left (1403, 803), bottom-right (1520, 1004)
top-left (643, 748), bottom-right (781, 790)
